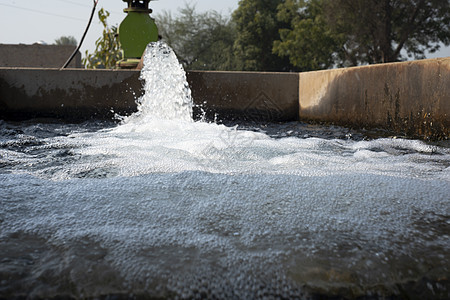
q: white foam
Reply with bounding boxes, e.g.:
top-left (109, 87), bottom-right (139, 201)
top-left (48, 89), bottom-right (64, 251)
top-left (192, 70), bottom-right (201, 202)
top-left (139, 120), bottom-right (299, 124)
top-left (0, 42), bottom-right (449, 298)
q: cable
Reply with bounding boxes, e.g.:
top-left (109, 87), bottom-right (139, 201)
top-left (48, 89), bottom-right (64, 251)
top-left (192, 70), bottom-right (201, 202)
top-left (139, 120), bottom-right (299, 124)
top-left (53, 0), bottom-right (122, 15)
top-left (54, 0), bottom-right (94, 8)
top-left (0, 2), bottom-right (86, 22)
top-left (62, 0), bottom-right (99, 69)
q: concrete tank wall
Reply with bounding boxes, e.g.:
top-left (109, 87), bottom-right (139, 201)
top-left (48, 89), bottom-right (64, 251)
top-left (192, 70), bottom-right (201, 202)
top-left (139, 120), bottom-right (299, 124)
top-left (299, 57), bottom-right (449, 139)
top-left (188, 71), bottom-right (299, 122)
top-left (0, 69), bottom-right (299, 122)
top-left (0, 68), bottom-right (141, 120)
top-left (0, 57), bottom-right (449, 139)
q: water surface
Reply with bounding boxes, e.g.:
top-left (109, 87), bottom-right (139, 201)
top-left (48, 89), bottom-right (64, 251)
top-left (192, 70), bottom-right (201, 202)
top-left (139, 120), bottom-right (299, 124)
top-left (0, 42), bottom-right (449, 299)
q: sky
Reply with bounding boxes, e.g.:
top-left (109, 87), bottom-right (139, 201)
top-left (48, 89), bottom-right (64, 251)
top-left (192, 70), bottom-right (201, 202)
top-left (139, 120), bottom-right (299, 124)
top-left (0, 0), bottom-right (240, 56)
top-left (0, 0), bottom-right (449, 60)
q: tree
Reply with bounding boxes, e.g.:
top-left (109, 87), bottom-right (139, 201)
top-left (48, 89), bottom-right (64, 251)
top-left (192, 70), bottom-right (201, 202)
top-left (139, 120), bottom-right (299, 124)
top-left (232, 0), bottom-right (296, 71)
top-left (324, 0), bottom-right (450, 64)
top-left (156, 5), bottom-right (237, 70)
top-left (83, 8), bottom-right (122, 69)
top-left (274, 0), bottom-right (450, 69)
top-left (54, 36), bottom-right (78, 46)
top-left (273, 0), bottom-right (341, 71)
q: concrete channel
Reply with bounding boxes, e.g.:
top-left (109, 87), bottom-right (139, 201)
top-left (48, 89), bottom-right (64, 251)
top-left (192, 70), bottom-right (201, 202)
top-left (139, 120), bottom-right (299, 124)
top-left (0, 57), bottom-right (448, 139)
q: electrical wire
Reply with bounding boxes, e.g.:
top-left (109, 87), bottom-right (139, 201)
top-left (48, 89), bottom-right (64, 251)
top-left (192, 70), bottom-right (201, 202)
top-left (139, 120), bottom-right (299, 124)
top-left (53, 0), bottom-right (122, 15)
top-left (62, 0), bottom-right (99, 68)
top-left (54, 0), bottom-right (94, 8)
top-left (0, 2), bottom-right (86, 22)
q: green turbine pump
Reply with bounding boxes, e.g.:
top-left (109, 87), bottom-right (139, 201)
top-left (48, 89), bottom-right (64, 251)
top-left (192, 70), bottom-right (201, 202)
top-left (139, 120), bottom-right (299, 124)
top-left (117, 0), bottom-right (158, 69)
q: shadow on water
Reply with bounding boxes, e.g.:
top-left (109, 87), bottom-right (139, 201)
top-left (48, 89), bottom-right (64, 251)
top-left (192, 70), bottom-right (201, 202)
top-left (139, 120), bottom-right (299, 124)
top-left (0, 119), bottom-right (117, 178)
top-left (222, 120), bottom-right (449, 148)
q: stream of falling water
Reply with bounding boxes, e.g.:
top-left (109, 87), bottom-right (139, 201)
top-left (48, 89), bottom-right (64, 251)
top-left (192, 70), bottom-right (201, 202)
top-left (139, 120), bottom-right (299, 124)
top-left (0, 42), bottom-right (449, 299)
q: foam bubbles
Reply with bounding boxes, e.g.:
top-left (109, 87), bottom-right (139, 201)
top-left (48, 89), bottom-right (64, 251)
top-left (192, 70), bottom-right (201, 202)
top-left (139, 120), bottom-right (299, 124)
top-left (0, 43), bottom-right (449, 298)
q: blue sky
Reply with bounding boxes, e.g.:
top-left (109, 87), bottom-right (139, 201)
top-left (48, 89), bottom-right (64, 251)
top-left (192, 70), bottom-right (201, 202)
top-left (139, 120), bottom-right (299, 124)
top-left (0, 0), bottom-right (448, 61)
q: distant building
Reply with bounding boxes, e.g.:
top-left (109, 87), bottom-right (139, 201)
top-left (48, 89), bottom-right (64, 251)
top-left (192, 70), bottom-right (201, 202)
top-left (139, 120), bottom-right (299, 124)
top-left (0, 44), bottom-right (81, 68)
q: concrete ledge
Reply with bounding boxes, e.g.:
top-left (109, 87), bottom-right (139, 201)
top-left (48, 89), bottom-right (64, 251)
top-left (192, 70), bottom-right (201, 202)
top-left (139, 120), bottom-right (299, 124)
top-left (300, 57), bottom-right (450, 139)
top-left (0, 69), bottom-right (299, 122)
top-left (0, 58), bottom-right (449, 140)
top-left (0, 68), bottom-right (142, 121)
top-left (187, 71), bottom-right (299, 122)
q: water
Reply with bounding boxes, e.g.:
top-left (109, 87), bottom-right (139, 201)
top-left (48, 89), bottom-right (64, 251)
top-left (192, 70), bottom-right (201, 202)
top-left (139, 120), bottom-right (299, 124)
top-left (1, 42), bottom-right (449, 299)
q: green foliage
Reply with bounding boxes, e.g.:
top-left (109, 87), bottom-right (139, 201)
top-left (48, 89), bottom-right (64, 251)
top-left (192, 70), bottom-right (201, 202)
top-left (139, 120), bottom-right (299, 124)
top-left (82, 1), bottom-right (449, 72)
top-left (273, 0), bottom-right (450, 69)
top-left (273, 0), bottom-right (341, 71)
top-left (156, 5), bottom-right (237, 70)
top-left (323, 0), bottom-right (450, 64)
top-left (54, 36), bottom-right (77, 46)
top-left (232, 0), bottom-right (296, 71)
top-left (83, 8), bottom-right (122, 69)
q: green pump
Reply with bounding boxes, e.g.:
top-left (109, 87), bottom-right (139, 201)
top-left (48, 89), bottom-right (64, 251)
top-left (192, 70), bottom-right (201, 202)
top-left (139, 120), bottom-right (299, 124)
top-left (117, 0), bottom-right (159, 69)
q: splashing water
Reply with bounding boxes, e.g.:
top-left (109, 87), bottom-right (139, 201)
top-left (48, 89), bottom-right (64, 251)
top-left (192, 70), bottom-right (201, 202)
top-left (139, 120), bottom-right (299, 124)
top-left (123, 41), bottom-right (193, 124)
top-left (0, 42), bottom-right (449, 299)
